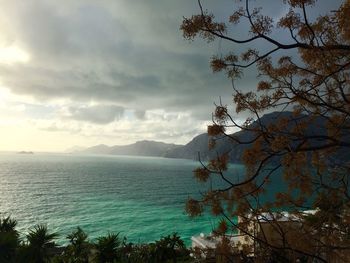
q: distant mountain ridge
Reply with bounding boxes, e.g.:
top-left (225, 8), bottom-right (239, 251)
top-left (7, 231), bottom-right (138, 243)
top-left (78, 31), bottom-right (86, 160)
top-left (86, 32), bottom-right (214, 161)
top-left (72, 140), bottom-right (183, 157)
top-left (70, 112), bottom-right (287, 161)
top-left (69, 111), bottom-right (349, 163)
top-left (165, 111), bottom-right (350, 163)
top-left (165, 111), bottom-right (295, 162)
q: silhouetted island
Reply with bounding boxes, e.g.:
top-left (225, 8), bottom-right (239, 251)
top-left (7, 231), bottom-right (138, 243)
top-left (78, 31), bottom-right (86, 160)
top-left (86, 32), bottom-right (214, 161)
top-left (17, 151), bottom-right (34, 154)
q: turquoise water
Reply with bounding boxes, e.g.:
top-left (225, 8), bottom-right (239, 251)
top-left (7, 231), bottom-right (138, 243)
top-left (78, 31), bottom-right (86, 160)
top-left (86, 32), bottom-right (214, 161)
top-left (0, 153), bottom-right (245, 246)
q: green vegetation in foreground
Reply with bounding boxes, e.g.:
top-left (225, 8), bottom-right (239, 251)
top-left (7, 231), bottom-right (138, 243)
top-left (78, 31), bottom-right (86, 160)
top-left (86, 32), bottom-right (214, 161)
top-left (0, 216), bottom-right (194, 263)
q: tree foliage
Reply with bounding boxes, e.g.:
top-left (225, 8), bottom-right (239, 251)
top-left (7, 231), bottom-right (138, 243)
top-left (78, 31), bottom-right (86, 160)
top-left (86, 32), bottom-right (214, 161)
top-left (0, 216), bottom-right (20, 263)
top-left (94, 233), bottom-right (121, 263)
top-left (182, 0), bottom-right (350, 261)
top-left (0, 216), bottom-right (192, 263)
top-left (65, 227), bottom-right (91, 263)
top-left (25, 224), bottom-right (58, 263)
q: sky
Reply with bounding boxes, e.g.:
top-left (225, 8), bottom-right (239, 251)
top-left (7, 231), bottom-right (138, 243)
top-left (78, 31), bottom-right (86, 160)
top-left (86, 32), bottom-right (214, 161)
top-left (0, 0), bottom-right (342, 152)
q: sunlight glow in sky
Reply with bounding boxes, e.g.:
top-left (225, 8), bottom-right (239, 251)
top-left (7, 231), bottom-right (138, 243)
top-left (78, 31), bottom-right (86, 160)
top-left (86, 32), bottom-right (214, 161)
top-left (0, 46), bottom-right (30, 64)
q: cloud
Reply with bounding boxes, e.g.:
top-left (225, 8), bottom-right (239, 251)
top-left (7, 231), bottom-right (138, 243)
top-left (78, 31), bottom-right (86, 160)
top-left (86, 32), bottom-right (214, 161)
top-left (0, 0), bottom-right (344, 151)
top-left (33, 109), bottom-right (208, 146)
top-left (0, 0), bottom-right (233, 117)
top-left (65, 104), bottom-right (125, 124)
top-left (134, 110), bottom-right (146, 120)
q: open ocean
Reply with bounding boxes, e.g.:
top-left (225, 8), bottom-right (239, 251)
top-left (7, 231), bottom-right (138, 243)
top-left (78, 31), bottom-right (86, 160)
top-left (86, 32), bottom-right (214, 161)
top-left (0, 153), bottom-right (245, 246)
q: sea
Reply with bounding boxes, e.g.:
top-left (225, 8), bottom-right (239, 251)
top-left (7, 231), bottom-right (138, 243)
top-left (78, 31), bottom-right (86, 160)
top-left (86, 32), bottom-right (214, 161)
top-left (0, 153), bottom-right (245, 246)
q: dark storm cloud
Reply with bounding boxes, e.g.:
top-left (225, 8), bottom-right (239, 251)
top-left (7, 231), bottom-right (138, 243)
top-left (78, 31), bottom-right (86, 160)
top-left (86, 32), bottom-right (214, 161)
top-left (0, 45), bottom-right (229, 111)
top-left (134, 110), bottom-right (146, 120)
top-left (0, 1), bottom-right (234, 115)
top-left (67, 105), bottom-right (125, 124)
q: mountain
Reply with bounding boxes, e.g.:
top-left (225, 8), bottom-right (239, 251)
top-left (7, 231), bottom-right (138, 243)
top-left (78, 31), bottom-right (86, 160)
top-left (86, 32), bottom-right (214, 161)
top-left (164, 132), bottom-right (242, 162)
top-left (71, 111), bottom-right (349, 163)
top-left (108, 140), bottom-right (182, 157)
top-left (79, 144), bottom-right (111, 154)
top-left (165, 111), bottom-right (349, 163)
top-left (163, 112), bottom-right (288, 162)
top-left (74, 141), bottom-right (183, 157)
top-left (65, 145), bottom-right (87, 153)
top-left (72, 112), bottom-right (304, 161)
